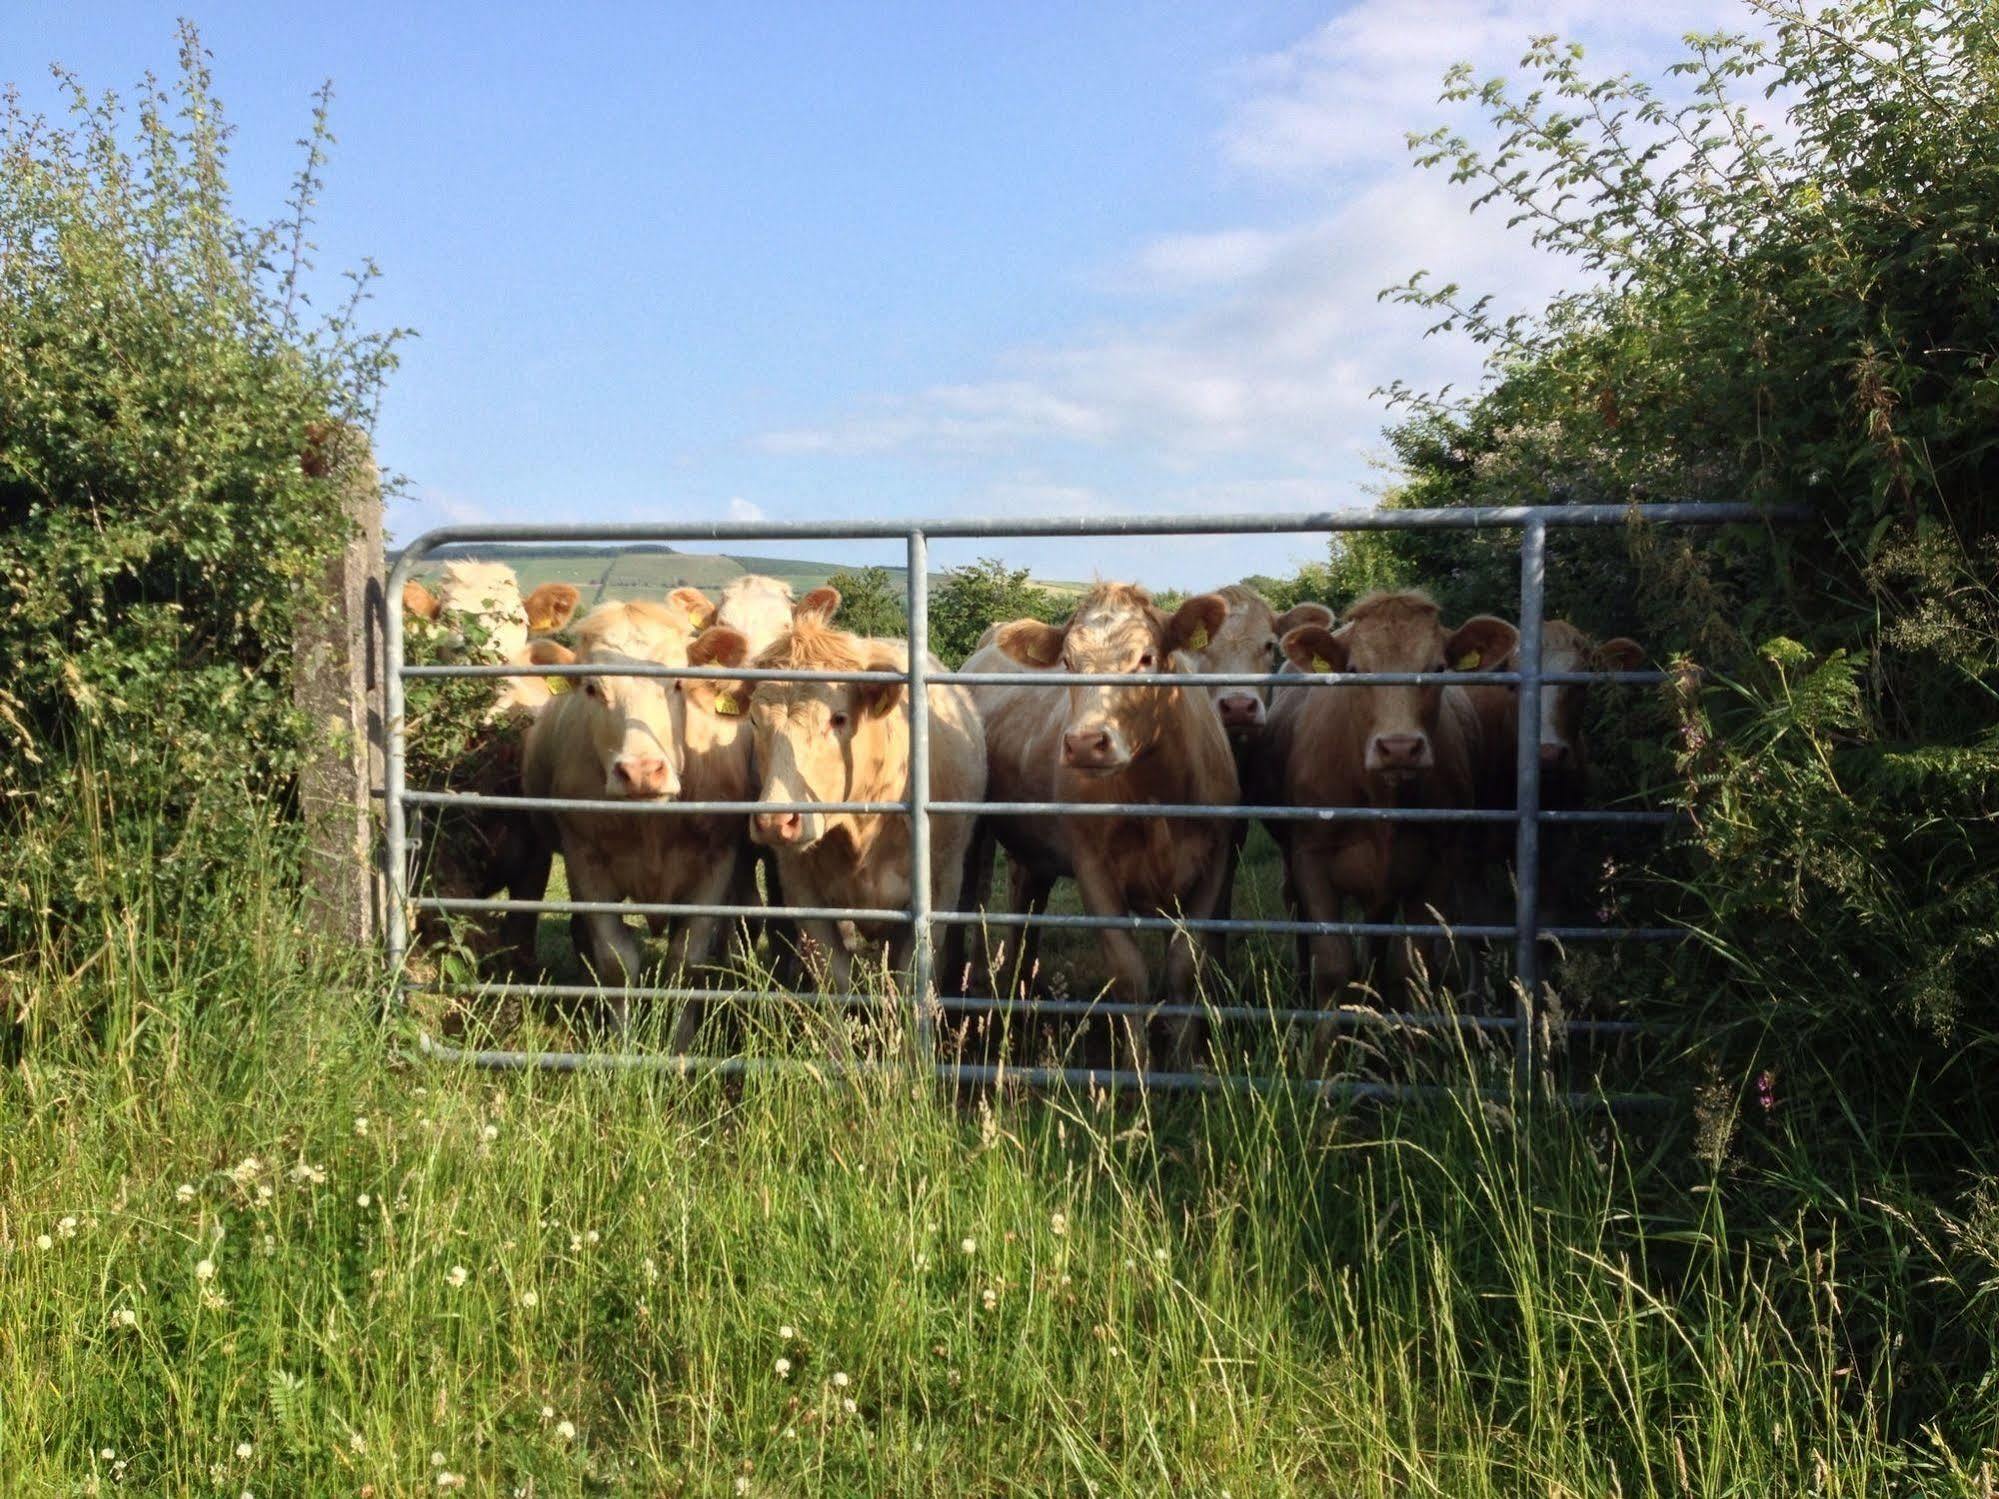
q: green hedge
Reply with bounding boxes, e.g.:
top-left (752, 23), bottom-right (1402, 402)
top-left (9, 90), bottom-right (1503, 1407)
top-left (0, 25), bottom-right (400, 959)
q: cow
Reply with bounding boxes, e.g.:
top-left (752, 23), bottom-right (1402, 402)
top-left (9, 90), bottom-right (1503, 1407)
top-left (1259, 590), bottom-right (1517, 1034)
top-left (716, 574), bottom-right (797, 658)
top-left (521, 599), bottom-right (755, 1044)
top-left (1171, 583), bottom-right (1336, 956)
top-left (1175, 584), bottom-right (1337, 740)
top-left (729, 588), bottom-right (987, 1000)
top-left (1462, 620), bottom-right (1644, 919)
top-left (405, 559), bottom-right (584, 718)
top-left (399, 569), bottom-right (585, 977)
top-left (969, 584), bottom-right (1238, 1068)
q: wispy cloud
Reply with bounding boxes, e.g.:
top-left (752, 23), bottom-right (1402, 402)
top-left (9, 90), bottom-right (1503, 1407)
top-left (762, 0), bottom-right (1754, 473)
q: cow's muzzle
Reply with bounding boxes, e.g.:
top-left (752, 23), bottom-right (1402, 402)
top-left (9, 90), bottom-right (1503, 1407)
top-left (1365, 733), bottom-right (1433, 775)
top-left (752, 809), bottom-right (816, 848)
top-left (610, 754), bottom-right (675, 798)
top-left (1061, 726), bottom-right (1130, 774)
top-left (1216, 692), bottom-right (1265, 733)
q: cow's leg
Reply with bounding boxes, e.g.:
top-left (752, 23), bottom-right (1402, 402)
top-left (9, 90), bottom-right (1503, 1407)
top-left (1071, 849), bottom-right (1149, 1072)
top-left (1207, 818), bottom-right (1248, 971)
top-left (1288, 850), bottom-right (1356, 1071)
top-left (1006, 861), bottom-right (1055, 999)
top-left (500, 824), bottom-right (553, 978)
top-left (660, 852), bottom-right (741, 1052)
top-left (1161, 826), bottom-right (1237, 1071)
top-left (563, 850), bottom-right (643, 1034)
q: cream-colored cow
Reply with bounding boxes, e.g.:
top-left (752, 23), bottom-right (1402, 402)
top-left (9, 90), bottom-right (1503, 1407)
top-left (729, 588), bottom-right (987, 998)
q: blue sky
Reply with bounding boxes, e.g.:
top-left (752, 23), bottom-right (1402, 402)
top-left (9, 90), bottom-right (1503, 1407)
top-left (3, 1), bottom-right (1748, 587)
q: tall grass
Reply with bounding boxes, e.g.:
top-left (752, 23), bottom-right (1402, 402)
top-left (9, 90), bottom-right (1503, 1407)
top-left (0, 788), bottom-right (1983, 1495)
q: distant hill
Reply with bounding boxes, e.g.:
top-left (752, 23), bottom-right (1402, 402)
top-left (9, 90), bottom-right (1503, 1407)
top-left (396, 542), bottom-right (1086, 607)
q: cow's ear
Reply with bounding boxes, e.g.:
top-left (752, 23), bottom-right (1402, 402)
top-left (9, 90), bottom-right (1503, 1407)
top-left (526, 639), bottom-right (576, 666)
top-left (669, 587), bottom-right (717, 628)
top-left (1273, 601), bottom-right (1335, 637)
top-left (523, 583), bottom-right (581, 633)
top-left (1444, 615), bottom-right (1519, 671)
top-left (795, 586), bottom-right (841, 622)
top-left (1595, 636), bottom-right (1645, 671)
top-left (402, 579), bottom-right (442, 621)
top-left (1166, 593), bottom-right (1230, 655)
top-left (689, 626), bottom-right (750, 670)
top-left (1281, 625), bottom-right (1348, 674)
top-left (856, 647), bottom-right (907, 719)
top-left (995, 618), bottom-right (1065, 668)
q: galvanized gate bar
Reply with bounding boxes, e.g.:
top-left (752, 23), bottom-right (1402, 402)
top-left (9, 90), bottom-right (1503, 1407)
top-left (390, 500), bottom-right (1777, 552)
top-left (386, 500), bottom-right (1786, 1107)
top-left (1513, 516), bottom-right (1546, 1096)
top-left (405, 788), bottom-right (1672, 825)
top-left (906, 528), bottom-right (937, 1053)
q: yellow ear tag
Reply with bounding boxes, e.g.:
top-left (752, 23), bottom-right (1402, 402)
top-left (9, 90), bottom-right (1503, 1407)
top-left (1455, 651), bottom-right (1481, 671)
top-left (545, 676), bottom-right (570, 695)
top-left (1186, 624), bottom-right (1209, 651)
top-left (713, 691), bottom-right (741, 716)
top-left (1311, 655), bottom-right (1333, 674)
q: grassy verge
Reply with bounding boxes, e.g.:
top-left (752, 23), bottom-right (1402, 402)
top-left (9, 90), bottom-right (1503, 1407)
top-left (0, 838), bottom-right (1979, 1496)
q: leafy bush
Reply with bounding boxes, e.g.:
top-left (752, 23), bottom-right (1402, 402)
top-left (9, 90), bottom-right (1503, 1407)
top-left (821, 565), bottom-right (908, 638)
top-left (1308, 0), bottom-right (1999, 1433)
top-left (928, 558), bottom-right (1069, 666)
top-left (0, 26), bottom-right (400, 961)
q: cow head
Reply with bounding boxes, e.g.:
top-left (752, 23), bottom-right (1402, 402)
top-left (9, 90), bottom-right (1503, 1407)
top-left (1281, 591), bottom-right (1517, 785)
top-left (680, 625), bottom-right (756, 760)
top-left (716, 574), bottom-right (798, 657)
top-left (746, 602), bottom-right (905, 850)
top-left (565, 601), bottom-right (705, 800)
top-left (1174, 584), bottom-right (1336, 739)
top-left (1526, 622), bottom-right (1644, 777)
top-left (994, 583), bottom-right (1230, 776)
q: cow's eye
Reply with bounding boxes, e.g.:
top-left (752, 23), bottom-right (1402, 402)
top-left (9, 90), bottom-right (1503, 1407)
top-left (1139, 652), bottom-right (1154, 669)
top-left (829, 711), bottom-right (850, 731)
top-left (582, 680), bottom-right (601, 700)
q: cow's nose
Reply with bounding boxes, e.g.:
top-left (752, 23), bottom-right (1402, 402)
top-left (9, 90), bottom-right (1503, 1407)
top-left (1062, 728), bottom-right (1114, 764)
top-left (1216, 693), bottom-right (1263, 729)
top-left (1371, 733), bottom-right (1428, 768)
top-left (754, 810), bottom-right (803, 844)
top-left (612, 754), bottom-right (671, 796)
top-left (1539, 742), bottom-right (1574, 769)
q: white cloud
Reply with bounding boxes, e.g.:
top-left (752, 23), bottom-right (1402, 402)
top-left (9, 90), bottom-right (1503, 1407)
top-left (726, 496), bottom-right (768, 522)
top-left (757, 0), bottom-right (1778, 520)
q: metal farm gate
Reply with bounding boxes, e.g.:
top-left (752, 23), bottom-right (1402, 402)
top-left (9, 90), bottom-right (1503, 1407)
top-left (385, 503), bottom-right (1767, 1108)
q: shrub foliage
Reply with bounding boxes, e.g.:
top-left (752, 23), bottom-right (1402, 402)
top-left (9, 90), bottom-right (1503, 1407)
top-left (0, 26), bottom-right (400, 954)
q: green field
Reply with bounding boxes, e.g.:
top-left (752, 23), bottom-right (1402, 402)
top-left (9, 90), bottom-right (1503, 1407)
top-left (2, 825), bottom-right (1952, 1495)
top-left (402, 544), bottom-right (1090, 614)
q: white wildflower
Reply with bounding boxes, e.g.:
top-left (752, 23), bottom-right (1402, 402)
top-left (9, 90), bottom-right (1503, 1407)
top-left (841, 1397), bottom-right (857, 1416)
top-left (114, 1308), bottom-right (137, 1328)
top-left (481, 1124), bottom-right (498, 1142)
top-left (519, 1290), bottom-right (538, 1308)
top-left (831, 1371), bottom-right (849, 1388)
top-left (195, 1259), bottom-right (215, 1282)
top-left (540, 1405), bottom-right (554, 1421)
top-left (176, 1184), bottom-right (196, 1203)
top-left (1153, 1247), bottom-right (1169, 1264)
top-left (981, 1287), bottom-right (997, 1310)
top-left (960, 1237), bottom-right (976, 1255)
top-left (357, 1193), bottom-right (371, 1208)
top-left (430, 1451), bottom-right (446, 1467)
top-left (778, 1324), bottom-right (795, 1340)
top-left (446, 1265), bottom-right (469, 1289)
top-left (58, 1215), bottom-right (78, 1238)
top-left (1049, 1212), bottom-right (1067, 1236)
top-left (554, 1419), bottom-right (575, 1442)
top-left (773, 1357), bottom-right (791, 1379)
top-left (35, 1234), bottom-right (52, 1251)
top-left (353, 1116), bottom-right (369, 1137)
top-left (235, 1441), bottom-right (253, 1460)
